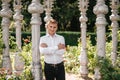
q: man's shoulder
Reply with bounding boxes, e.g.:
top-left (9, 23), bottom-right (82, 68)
top-left (56, 34), bottom-right (64, 38)
top-left (40, 35), bottom-right (47, 39)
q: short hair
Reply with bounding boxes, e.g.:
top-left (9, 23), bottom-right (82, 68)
top-left (45, 19), bottom-right (58, 27)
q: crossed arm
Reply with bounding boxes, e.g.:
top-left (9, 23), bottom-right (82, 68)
top-left (40, 43), bottom-right (65, 50)
top-left (40, 43), bottom-right (65, 55)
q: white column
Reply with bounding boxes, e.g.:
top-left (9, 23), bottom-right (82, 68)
top-left (13, 0), bottom-right (23, 51)
top-left (28, 0), bottom-right (43, 80)
top-left (13, 0), bottom-right (24, 75)
top-left (0, 0), bottom-right (12, 75)
top-left (44, 0), bottom-right (54, 23)
top-left (78, 0), bottom-right (89, 79)
top-left (93, 0), bottom-right (108, 79)
top-left (110, 0), bottom-right (120, 66)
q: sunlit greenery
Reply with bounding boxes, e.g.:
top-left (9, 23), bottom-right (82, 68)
top-left (1, 30), bottom-right (120, 79)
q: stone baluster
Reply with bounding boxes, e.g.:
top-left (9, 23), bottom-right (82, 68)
top-left (0, 0), bottom-right (12, 75)
top-left (28, 0), bottom-right (43, 80)
top-left (110, 0), bottom-right (120, 66)
top-left (78, 0), bottom-right (89, 79)
top-left (93, 0), bottom-right (108, 79)
top-left (44, 0), bottom-right (54, 23)
top-left (13, 0), bottom-right (24, 75)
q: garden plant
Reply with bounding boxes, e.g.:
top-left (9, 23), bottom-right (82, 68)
top-left (0, 29), bottom-right (120, 79)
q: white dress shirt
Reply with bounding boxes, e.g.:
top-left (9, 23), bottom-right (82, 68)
top-left (39, 33), bottom-right (65, 64)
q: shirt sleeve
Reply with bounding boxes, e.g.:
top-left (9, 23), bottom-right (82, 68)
top-left (55, 49), bottom-right (66, 55)
top-left (40, 46), bottom-right (58, 55)
top-left (55, 36), bottom-right (66, 55)
top-left (39, 37), bottom-right (58, 55)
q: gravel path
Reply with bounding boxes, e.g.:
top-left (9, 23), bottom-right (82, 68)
top-left (66, 73), bottom-right (93, 80)
top-left (43, 73), bottom-right (80, 80)
top-left (43, 73), bottom-right (93, 80)
top-left (66, 73), bottom-right (80, 80)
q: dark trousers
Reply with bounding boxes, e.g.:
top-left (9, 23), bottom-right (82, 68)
top-left (44, 62), bottom-right (65, 80)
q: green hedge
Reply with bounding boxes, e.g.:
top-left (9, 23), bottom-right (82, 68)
top-left (10, 31), bottom-right (111, 46)
top-left (10, 31), bottom-right (81, 46)
top-left (58, 31), bottom-right (80, 46)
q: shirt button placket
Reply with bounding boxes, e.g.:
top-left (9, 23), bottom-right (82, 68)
top-left (51, 37), bottom-right (55, 64)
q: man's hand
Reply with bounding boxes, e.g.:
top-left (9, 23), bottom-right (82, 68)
top-left (40, 43), bottom-right (48, 48)
top-left (58, 43), bottom-right (65, 50)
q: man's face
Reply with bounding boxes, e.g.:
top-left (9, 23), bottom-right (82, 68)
top-left (47, 23), bottom-right (58, 36)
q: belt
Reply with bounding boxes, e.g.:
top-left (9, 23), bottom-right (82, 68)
top-left (45, 62), bottom-right (63, 68)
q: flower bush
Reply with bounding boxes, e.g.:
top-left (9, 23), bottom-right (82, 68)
top-left (0, 30), bottom-right (120, 79)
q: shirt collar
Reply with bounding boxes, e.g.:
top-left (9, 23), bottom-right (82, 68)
top-left (46, 33), bottom-right (57, 37)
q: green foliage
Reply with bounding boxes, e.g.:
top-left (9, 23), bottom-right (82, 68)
top-left (53, 0), bottom-right (80, 31)
top-left (10, 31), bottom-right (80, 46)
top-left (58, 31), bottom-right (80, 46)
top-left (90, 30), bottom-right (120, 80)
top-left (0, 29), bottom-right (5, 53)
top-left (16, 66), bottom-right (34, 80)
top-left (66, 31), bottom-right (120, 79)
top-left (0, 29), bottom-right (120, 79)
top-left (86, 36), bottom-right (96, 74)
top-left (0, 67), bottom-right (33, 80)
top-left (117, 31), bottom-right (120, 54)
top-left (9, 36), bottom-right (17, 52)
top-left (0, 29), bottom-right (17, 52)
top-left (1, 0), bottom-right (120, 32)
top-left (10, 31), bottom-right (99, 46)
top-left (93, 56), bottom-right (120, 80)
top-left (0, 29), bottom-right (4, 67)
top-left (64, 45), bottom-right (80, 74)
top-left (20, 42), bottom-right (32, 67)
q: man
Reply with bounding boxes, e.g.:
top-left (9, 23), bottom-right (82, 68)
top-left (39, 19), bottom-right (66, 80)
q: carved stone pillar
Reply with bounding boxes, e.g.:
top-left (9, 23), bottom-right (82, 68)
top-left (78, 0), bottom-right (89, 79)
top-left (13, 0), bottom-right (24, 75)
top-left (110, 0), bottom-right (120, 66)
top-left (44, 0), bottom-right (54, 23)
top-left (0, 0), bottom-right (12, 75)
top-left (44, 0), bottom-right (54, 34)
top-left (93, 0), bottom-right (108, 79)
top-left (28, 0), bottom-right (43, 80)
